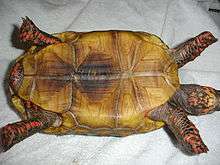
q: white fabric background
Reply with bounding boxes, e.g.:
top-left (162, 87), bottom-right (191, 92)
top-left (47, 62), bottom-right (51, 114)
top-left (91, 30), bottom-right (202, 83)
top-left (0, 0), bottom-right (220, 164)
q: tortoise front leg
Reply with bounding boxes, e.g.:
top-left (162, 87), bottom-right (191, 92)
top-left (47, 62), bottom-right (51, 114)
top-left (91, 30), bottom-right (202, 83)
top-left (0, 101), bottom-right (59, 152)
top-left (170, 31), bottom-right (217, 68)
top-left (149, 102), bottom-right (208, 154)
top-left (19, 16), bottom-right (61, 46)
top-left (180, 84), bottom-right (220, 115)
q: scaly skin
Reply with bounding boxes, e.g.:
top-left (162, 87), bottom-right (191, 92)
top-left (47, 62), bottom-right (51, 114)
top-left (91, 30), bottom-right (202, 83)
top-left (149, 102), bottom-right (208, 154)
top-left (171, 31), bottom-right (217, 68)
top-left (149, 84), bottom-right (220, 154)
top-left (0, 99), bottom-right (58, 152)
top-left (19, 16), bottom-right (61, 46)
top-left (180, 84), bottom-right (220, 115)
top-left (0, 119), bottom-right (44, 152)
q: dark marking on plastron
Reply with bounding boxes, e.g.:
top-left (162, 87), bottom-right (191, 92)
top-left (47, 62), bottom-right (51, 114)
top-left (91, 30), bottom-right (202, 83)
top-left (77, 53), bottom-right (120, 101)
top-left (36, 52), bottom-right (74, 76)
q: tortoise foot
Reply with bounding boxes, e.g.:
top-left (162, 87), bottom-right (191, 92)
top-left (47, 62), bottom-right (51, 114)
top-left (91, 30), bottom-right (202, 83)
top-left (19, 16), bottom-right (61, 46)
top-left (0, 119), bottom-right (46, 152)
top-left (0, 125), bottom-right (16, 152)
top-left (150, 102), bottom-right (209, 154)
top-left (183, 131), bottom-right (209, 154)
top-left (19, 16), bottom-right (38, 43)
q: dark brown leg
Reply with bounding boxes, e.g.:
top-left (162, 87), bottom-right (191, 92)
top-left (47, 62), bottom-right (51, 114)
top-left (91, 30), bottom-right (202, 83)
top-left (149, 102), bottom-right (208, 154)
top-left (0, 119), bottom-right (46, 152)
top-left (180, 84), bottom-right (220, 115)
top-left (170, 31), bottom-right (217, 68)
top-left (0, 101), bottom-right (59, 152)
top-left (19, 16), bottom-right (61, 46)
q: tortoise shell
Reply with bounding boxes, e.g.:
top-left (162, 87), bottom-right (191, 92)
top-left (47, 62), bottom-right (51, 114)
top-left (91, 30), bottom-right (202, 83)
top-left (13, 31), bottom-right (179, 136)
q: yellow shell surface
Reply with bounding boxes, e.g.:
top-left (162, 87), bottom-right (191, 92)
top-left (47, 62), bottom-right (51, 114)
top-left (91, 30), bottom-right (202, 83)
top-left (16, 31), bottom-right (179, 136)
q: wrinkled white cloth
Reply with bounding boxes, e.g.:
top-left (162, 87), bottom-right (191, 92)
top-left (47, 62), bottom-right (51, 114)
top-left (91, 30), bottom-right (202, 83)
top-left (0, 0), bottom-right (220, 165)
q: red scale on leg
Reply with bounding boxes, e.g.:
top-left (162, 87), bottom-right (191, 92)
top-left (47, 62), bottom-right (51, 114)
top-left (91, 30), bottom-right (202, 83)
top-left (181, 85), bottom-right (219, 115)
top-left (171, 31), bottom-right (217, 68)
top-left (150, 103), bottom-right (209, 154)
top-left (0, 98), bottom-right (58, 152)
top-left (19, 17), bottom-right (61, 46)
top-left (0, 119), bottom-right (44, 151)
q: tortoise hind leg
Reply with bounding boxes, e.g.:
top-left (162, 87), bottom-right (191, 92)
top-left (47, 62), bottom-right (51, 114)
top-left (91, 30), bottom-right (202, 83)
top-left (0, 119), bottom-right (46, 152)
top-left (19, 16), bottom-right (61, 46)
top-left (149, 102), bottom-right (208, 154)
top-left (170, 31), bottom-right (217, 68)
top-left (0, 101), bottom-right (59, 152)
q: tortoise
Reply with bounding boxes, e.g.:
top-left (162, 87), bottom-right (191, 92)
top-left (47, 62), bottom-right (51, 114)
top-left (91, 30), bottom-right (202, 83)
top-left (0, 17), bottom-right (219, 154)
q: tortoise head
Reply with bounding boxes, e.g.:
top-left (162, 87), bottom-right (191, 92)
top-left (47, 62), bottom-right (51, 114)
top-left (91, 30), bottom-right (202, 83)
top-left (8, 60), bottom-right (24, 94)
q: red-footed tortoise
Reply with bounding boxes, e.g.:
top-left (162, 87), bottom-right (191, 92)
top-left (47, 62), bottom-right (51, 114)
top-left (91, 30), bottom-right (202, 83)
top-left (0, 17), bottom-right (219, 154)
